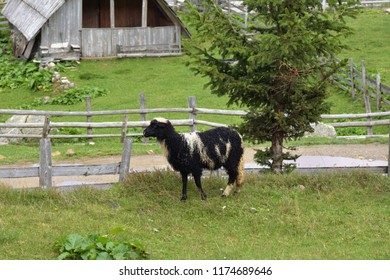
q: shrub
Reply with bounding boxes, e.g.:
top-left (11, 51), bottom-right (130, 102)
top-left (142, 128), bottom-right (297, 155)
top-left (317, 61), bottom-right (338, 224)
top-left (55, 228), bottom-right (148, 260)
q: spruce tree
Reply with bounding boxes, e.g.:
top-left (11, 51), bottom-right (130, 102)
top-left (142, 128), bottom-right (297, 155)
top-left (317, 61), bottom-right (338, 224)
top-left (185, 0), bottom-right (360, 172)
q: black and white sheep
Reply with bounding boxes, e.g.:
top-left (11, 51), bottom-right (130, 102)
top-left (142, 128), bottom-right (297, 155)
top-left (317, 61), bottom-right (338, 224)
top-left (143, 117), bottom-right (245, 201)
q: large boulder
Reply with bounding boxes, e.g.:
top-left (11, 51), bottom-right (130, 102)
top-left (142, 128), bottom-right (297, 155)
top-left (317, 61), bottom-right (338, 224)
top-left (0, 115), bottom-right (28, 144)
top-left (0, 115), bottom-right (46, 144)
top-left (304, 122), bottom-right (337, 138)
top-left (23, 115), bottom-right (46, 136)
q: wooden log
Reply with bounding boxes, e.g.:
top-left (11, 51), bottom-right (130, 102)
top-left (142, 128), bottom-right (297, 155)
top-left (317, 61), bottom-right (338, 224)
top-left (376, 73), bottom-right (382, 111)
top-left (0, 108), bottom-right (192, 116)
top-left (52, 163), bottom-right (120, 176)
top-left (321, 111), bottom-right (390, 119)
top-left (0, 167), bottom-right (38, 178)
top-left (119, 138), bottom-right (132, 182)
top-left (39, 138), bottom-right (52, 189)
top-left (86, 96), bottom-right (93, 143)
top-left (362, 61), bottom-right (373, 135)
top-left (42, 115), bottom-right (50, 138)
top-left (195, 120), bottom-right (228, 128)
top-left (139, 93), bottom-right (148, 143)
top-left (196, 108), bottom-right (247, 116)
top-left (188, 96), bottom-right (197, 132)
top-left (329, 119), bottom-right (390, 128)
top-left (121, 115), bottom-right (128, 143)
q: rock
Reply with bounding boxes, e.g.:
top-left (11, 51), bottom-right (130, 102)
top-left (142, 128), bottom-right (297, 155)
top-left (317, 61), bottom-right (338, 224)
top-left (22, 115), bottom-right (45, 136)
top-left (0, 115), bottom-right (47, 144)
top-left (43, 96), bottom-right (51, 104)
top-left (66, 149), bottom-right (75, 156)
top-left (304, 122), bottom-right (337, 138)
top-left (52, 151), bottom-right (61, 157)
top-left (0, 115), bottom-right (28, 144)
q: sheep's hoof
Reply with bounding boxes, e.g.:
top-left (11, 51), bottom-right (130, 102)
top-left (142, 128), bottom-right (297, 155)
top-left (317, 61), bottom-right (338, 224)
top-left (201, 193), bottom-right (207, 200)
top-left (181, 195), bottom-right (187, 202)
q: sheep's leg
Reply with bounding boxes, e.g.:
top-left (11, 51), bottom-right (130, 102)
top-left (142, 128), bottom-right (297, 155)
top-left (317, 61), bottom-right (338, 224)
top-left (193, 172), bottom-right (207, 200)
top-left (180, 172), bottom-right (188, 202)
top-left (222, 168), bottom-right (237, 198)
top-left (234, 156), bottom-right (245, 194)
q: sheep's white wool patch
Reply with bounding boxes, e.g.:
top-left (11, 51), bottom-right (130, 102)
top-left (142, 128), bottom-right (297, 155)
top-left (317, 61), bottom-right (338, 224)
top-left (183, 132), bottom-right (215, 169)
top-left (159, 139), bottom-right (169, 158)
top-left (215, 140), bottom-right (231, 163)
top-left (153, 117), bottom-right (169, 123)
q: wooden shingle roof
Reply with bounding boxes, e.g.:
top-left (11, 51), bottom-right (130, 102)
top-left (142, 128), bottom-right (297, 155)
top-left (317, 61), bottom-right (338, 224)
top-left (2, 0), bottom-right (65, 41)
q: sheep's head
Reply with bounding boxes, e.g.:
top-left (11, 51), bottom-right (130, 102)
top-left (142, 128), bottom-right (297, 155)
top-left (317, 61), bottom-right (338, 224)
top-left (143, 118), bottom-right (174, 140)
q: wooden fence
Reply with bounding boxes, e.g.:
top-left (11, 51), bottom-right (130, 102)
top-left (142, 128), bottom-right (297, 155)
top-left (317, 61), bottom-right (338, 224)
top-left (0, 138), bottom-right (132, 189)
top-left (0, 94), bottom-right (389, 140)
top-left (1, 94), bottom-right (389, 188)
top-left (0, 94), bottom-right (389, 142)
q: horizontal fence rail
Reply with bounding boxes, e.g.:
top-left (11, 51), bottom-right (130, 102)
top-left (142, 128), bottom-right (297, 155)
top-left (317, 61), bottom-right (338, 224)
top-left (1, 94), bottom-right (390, 140)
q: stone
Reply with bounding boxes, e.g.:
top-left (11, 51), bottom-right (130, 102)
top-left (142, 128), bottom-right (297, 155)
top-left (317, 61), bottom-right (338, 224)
top-left (66, 149), bottom-right (75, 156)
top-left (0, 115), bottom-right (28, 144)
top-left (22, 115), bottom-right (45, 136)
top-left (304, 122), bottom-right (337, 138)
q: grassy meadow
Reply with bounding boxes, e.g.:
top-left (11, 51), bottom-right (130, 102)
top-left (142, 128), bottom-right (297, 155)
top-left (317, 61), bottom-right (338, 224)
top-left (0, 171), bottom-right (389, 260)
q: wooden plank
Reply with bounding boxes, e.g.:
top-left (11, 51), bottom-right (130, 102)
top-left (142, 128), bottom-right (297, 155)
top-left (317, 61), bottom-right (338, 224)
top-left (0, 167), bottom-right (38, 178)
top-left (188, 96), bottom-right (197, 132)
top-left (195, 120), bottom-right (228, 128)
top-left (329, 119), bottom-right (390, 128)
top-left (361, 61), bottom-right (373, 136)
top-left (0, 108), bottom-right (192, 116)
top-left (139, 93), bottom-right (148, 143)
top-left (42, 115), bottom-right (50, 138)
top-left (142, 0), bottom-right (148, 28)
top-left (119, 138), bottom-right (132, 182)
top-left (52, 163), bottom-right (120, 176)
top-left (85, 96), bottom-right (93, 143)
top-left (376, 73), bottom-right (382, 111)
top-left (121, 114), bottom-right (129, 143)
top-left (39, 138), bottom-right (52, 188)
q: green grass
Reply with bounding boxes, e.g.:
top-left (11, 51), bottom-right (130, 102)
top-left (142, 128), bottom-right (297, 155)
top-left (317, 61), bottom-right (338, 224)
top-left (0, 171), bottom-right (389, 259)
top-left (340, 9), bottom-right (390, 84)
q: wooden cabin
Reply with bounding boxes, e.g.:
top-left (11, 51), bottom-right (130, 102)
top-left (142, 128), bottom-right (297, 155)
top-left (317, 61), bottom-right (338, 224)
top-left (1, 0), bottom-right (190, 59)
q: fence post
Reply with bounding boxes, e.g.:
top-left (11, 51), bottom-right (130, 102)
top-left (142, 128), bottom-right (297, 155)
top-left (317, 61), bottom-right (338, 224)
top-left (86, 96), bottom-right (93, 143)
top-left (139, 92), bottom-right (148, 143)
top-left (121, 114), bottom-right (128, 143)
top-left (349, 58), bottom-right (355, 98)
top-left (362, 61), bottom-right (373, 136)
top-left (188, 96), bottom-right (197, 132)
top-left (39, 138), bottom-right (52, 188)
top-left (388, 122), bottom-right (390, 176)
top-left (119, 137), bottom-right (132, 183)
top-left (42, 115), bottom-right (51, 138)
top-left (376, 73), bottom-right (382, 111)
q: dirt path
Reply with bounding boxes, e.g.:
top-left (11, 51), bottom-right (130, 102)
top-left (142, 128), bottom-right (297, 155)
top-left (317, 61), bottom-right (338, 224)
top-left (1, 143), bottom-right (388, 188)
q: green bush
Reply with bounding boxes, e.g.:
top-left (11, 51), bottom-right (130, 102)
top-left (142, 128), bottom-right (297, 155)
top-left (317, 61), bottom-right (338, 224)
top-left (55, 227), bottom-right (148, 260)
top-left (49, 86), bottom-right (108, 105)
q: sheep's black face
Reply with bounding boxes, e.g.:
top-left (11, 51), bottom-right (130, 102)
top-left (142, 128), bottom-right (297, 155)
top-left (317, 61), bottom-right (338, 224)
top-left (143, 118), bottom-right (172, 140)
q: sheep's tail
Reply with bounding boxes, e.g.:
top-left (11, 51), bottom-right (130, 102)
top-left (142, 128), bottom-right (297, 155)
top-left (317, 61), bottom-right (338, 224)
top-left (235, 153), bottom-right (245, 193)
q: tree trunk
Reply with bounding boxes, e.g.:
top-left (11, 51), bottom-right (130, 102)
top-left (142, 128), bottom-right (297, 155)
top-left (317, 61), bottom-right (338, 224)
top-left (271, 131), bottom-right (284, 173)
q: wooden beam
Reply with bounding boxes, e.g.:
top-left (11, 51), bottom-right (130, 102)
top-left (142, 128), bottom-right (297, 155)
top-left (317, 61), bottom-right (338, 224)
top-left (110, 0), bottom-right (115, 28)
top-left (142, 0), bottom-right (148, 27)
